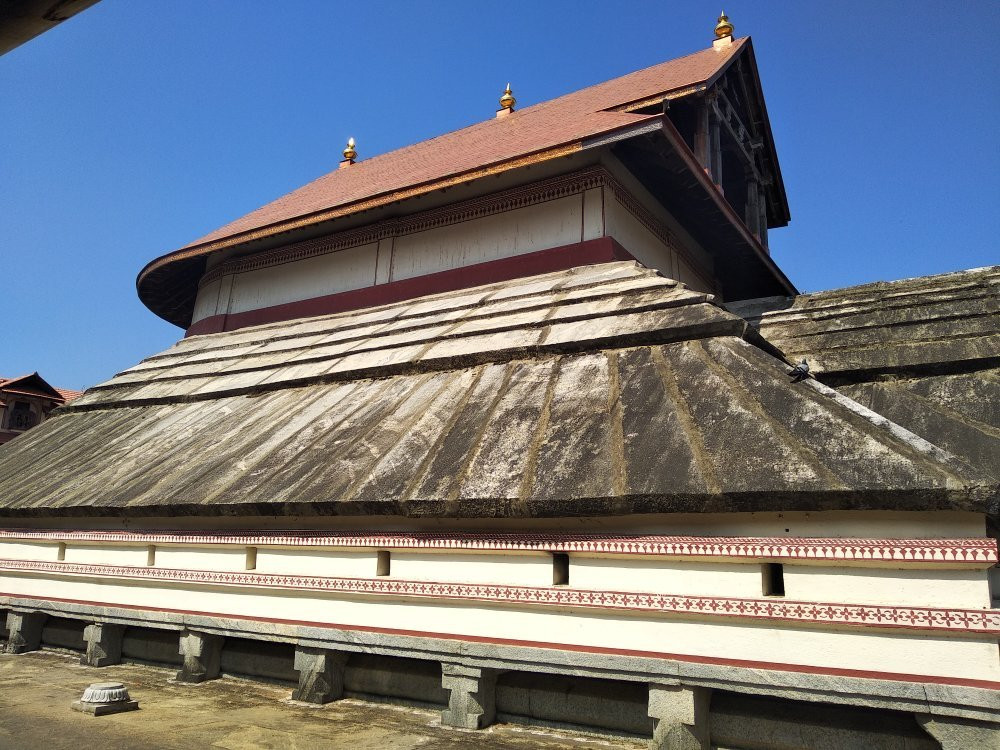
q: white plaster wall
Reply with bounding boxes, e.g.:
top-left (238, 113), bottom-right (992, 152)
top-left (255, 548), bottom-right (374, 578)
top-left (227, 242), bottom-right (378, 316)
top-left (389, 196), bottom-right (584, 282)
top-left (390, 551), bottom-right (552, 587)
top-left (191, 277), bottom-right (222, 323)
top-left (784, 566), bottom-right (990, 609)
top-left (0, 541), bottom-right (59, 561)
top-left (153, 546), bottom-right (246, 572)
top-left (66, 544), bottom-right (149, 567)
top-left (604, 193), bottom-right (679, 281)
top-left (3, 571), bottom-right (997, 682)
top-left (571, 558), bottom-right (761, 599)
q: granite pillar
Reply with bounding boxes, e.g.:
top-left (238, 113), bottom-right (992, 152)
top-left (292, 646), bottom-right (348, 704)
top-left (648, 683), bottom-right (711, 750)
top-left (4, 611), bottom-right (45, 654)
top-left (176, 629), bottom-right (222, 683)
top-left (440, 663), bottom-right (497, 729)
top-left (81, 622), bottom-right (125, 667)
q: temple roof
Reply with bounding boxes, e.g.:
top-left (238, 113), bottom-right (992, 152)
top-left (739, 266), bottom-right (1000, 482)
top-left (137, 38), bottom-right (795, 328)
top-left (751, 265), bottom-right (1000, 378)
top-left (0, 262), bottom-right (991, 519)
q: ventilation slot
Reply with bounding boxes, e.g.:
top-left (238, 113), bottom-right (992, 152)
top-left (762, 563), bottom-right (785, 597)
top-left (376, 550), bottom-right (391, 577)
top-left (552, 553), bottom-right (569, 586)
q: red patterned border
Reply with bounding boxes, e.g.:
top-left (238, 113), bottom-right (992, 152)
top-left (0, 529), bottom-right (994, 564)
top-left (1, 558), bottom-right (997, 634)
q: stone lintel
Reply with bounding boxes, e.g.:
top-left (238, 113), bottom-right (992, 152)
top-left (4, 611), bottom-right (46, 654)
top-left (176, 629), bottom-right (223, 683)
top-left (81, 622), bottom-right (125, 667)
top-left (648, 683), bottom-right (711, 750)
top-left (916, 714), bottom-right (1000, 750)
top-left (440, 662), bottom-right (498, 730)
top-left (292, 646), bottom-right (348, 704)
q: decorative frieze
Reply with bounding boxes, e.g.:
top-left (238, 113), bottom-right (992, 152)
top-left (197, 166), bottom-right (688, 289)
top-left (1, 558), bottom-right (997, 634)
top-left (1, 529), bottom-right (994, 564)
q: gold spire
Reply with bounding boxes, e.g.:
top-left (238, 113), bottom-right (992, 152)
top-left (342, 137), bottom-right (357, 162)
top-left (499, 83), bottom-right (515, 111)
top-left (714, 11), bottom-right (734, 39)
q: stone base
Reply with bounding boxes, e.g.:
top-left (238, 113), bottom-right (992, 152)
top-left (71, 699), bottom-right (139, 716)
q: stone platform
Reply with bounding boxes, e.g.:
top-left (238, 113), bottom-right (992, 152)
top-left (0, 650), bottom-right (637, 750)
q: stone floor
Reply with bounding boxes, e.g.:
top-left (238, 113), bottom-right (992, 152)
top-left (0, 650), bottom-right (643, 750)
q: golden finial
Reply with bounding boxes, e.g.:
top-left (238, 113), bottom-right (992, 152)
top-left (714, 11), bottom-right (734, 39)
top-left (342, 137), bottom-right (357, 162)
top-left (499, 83), bottom-right (516, 111)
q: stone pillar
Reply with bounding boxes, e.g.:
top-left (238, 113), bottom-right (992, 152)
top-left (648, 683), bottom-right (711, 750)
top-left (176, 630), bottom-right (222, 683)
top-left (292, 647), bottom-right (348, 704)
top-left (4, 611), bottom-right (45, 654)
top-left (916, 714), bottom-right (1000, 750)
top-left (80, 622), bottom-right (125, 667)
top-left (440, 663), bottom-right (497, 730)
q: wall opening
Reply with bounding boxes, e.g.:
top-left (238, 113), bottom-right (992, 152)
top-left (344, 653), bottom-right (448, 707)
top-left (121, 626), bottom-right (183, 667)
top-left (220, 637), bottom-right (296, 684)
top-left (762, 563), bottom-right (785, 596)
top-left (57, 542), bottom-right (66, 561)
top-left (552, 553), bottom-right (569, 586)
top-left (40, 616), bottom-right (86, 652)
top-left (146, 545), bottom-right (156, 567)
top-left (496, 671), bottom-right (649, 736)
top-left (245, 546), bottom-right (258, 571)
top-left (376, 550), bottom-right (391, 577)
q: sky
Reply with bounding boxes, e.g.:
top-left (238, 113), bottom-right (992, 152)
top-left (2, 1), bottom-right (998, 390)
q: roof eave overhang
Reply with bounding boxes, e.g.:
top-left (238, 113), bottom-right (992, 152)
top-left (136, 120), bottom-right (661, 327)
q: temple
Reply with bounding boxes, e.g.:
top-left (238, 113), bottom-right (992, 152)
top-left (1, 15), bottom-right (997, 749)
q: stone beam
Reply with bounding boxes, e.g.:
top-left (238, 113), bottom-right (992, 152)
top-left (648, 683), bottom-right (711, 750)
top-left (292, 646), bottom-right (348, 704)
top-left (4, 611), bottom-right (45, 654)
top-left (440, 663), bottom-right (498, 730)
top-left (81, 622), bottom-right (125, 667)
top-left (916, 714), bottom-right (1000, 750)
top-left (176, 629), bottom-right (222, 683)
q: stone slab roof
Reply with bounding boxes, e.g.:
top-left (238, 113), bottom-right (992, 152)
top-left (751, 266), bottom-right (1000, 378)
top-left (0, 262), bottom-right (992, 518)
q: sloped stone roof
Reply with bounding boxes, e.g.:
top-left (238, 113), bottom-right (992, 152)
top-left (0, 262), bottom-right (992, 518)
top-left (735, 266), bottom-right (1000, 482)
top-left (752, 265), bottom-right (1000, 378)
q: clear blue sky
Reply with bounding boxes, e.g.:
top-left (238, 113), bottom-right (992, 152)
top-left (2, 1), bottom-right (998, 390)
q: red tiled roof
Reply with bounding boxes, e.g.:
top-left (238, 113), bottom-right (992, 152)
top-left (183, 40), bottom-right (745, 252)
top-left (0, 375), bottom-right (82, 403)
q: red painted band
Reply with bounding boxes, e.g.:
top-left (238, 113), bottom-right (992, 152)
top-left (186, 237), bottom-right (635, 336)
top-left (3, 591), bottom-right (998, 691)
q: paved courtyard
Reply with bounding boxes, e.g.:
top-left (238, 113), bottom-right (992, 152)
top-left (0, 650), bottom-right (642, 750)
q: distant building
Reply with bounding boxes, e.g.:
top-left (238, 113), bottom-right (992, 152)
top-left (0, 373), bottom-right (81, 445)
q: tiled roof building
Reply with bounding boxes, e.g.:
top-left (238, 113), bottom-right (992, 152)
top-left (1, 18), bottom-right (997, 749)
